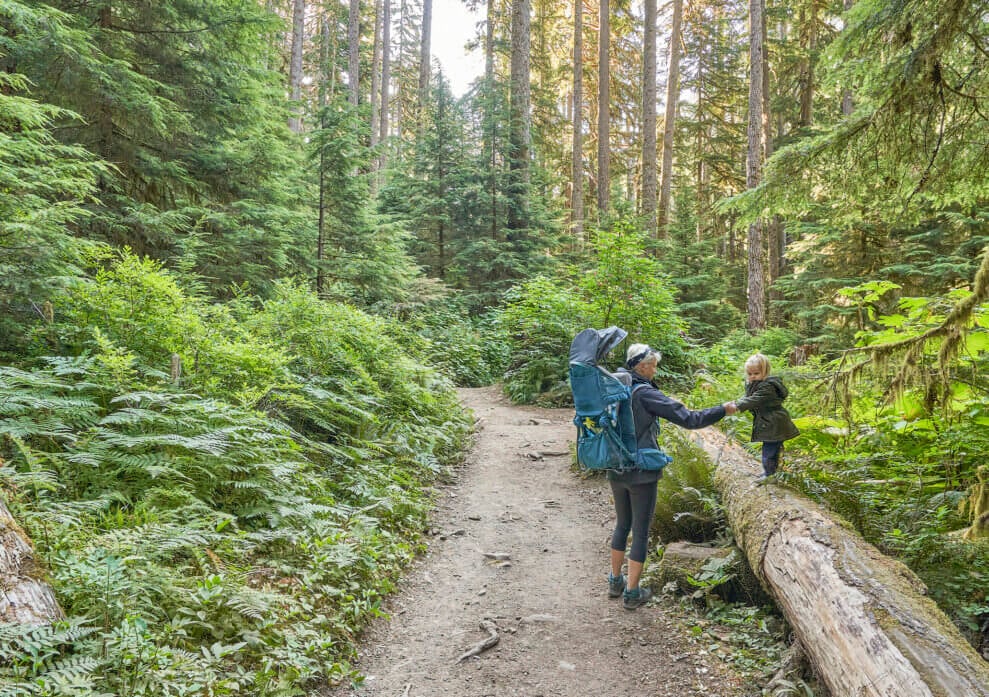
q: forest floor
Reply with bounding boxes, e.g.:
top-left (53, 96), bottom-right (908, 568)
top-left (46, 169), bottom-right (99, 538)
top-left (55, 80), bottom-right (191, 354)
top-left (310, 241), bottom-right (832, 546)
top-left (319, 385), bottom-right (754, 697)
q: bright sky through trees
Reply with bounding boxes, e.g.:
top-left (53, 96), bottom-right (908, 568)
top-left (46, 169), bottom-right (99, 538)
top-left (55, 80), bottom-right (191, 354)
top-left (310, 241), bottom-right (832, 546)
top-left (431, 0), bottom-right (484, 96)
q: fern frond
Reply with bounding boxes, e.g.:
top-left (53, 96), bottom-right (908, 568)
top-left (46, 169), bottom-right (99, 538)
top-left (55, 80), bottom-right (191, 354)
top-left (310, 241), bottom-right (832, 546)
top-left (88, 522), bottom-right (223, 558)
top-left (37, 654), bottom-right (102, 685)
top-left (224, 586), bottom-right (277, 621)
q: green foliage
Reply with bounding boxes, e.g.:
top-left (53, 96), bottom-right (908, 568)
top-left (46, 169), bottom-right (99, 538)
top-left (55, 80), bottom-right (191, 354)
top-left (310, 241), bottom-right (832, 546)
top-left (379, 69), bottom-right (564, 312)
top-left (653, 429), bottom-right (728, 545)
top-left (382, 304), bottom-right (510, 388)
top-left (56, 252), bottom-right (293, 406)
top-left (311, 99), bottom-right (419, 307)
top-left (0, 258), bottom-right (471, 695)
top-left (5, 0), bottom-right (313, 296)
top-left (0, 7), bottom-right (108, 356)
top-left (501, 219), bottom-right (690, 404)
top-left (501, 277), bottom-right (587, 404)
top-left (577, 219), bottom-right (689, 375)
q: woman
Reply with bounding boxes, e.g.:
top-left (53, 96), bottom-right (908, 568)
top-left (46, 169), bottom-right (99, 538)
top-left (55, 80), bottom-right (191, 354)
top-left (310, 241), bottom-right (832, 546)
top-left (608, 343), bottom-right (736, 609)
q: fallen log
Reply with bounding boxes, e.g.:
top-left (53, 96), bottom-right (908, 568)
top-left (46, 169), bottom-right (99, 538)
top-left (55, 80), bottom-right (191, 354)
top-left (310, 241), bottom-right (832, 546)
top-left (690, 429), bottom-right (989, 697)
top-left (0, 494), bottom-right (64, 624)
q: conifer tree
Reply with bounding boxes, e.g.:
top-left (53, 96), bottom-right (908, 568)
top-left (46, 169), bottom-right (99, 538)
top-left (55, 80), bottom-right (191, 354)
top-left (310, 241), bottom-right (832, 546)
top-left (571, 0), bottom-right (585, 242)
top-left (0, 3), bottom-right (105, 352)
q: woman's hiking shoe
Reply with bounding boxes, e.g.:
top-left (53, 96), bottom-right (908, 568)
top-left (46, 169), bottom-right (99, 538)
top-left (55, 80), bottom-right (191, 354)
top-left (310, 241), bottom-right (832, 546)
top-left (608, 573), bottom-right (626, 598)
top-left (623, 586), bottom-right (653, 610)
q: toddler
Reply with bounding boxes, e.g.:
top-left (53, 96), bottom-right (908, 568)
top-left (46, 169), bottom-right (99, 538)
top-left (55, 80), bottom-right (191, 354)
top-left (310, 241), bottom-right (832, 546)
top-left (733, 353), bottom-right (799, 480)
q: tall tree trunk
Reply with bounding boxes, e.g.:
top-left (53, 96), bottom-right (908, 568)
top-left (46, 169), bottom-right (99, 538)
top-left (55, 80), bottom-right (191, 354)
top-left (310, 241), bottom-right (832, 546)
top-left (571, 0), bottom-right (584, 244)
top-left (288, 0), bottom-right (306, 133)
top-left (692, 430), bottom-right (989, 697)
top-left (97, 3), bottom-right (114, 161)
top-left (348, 0), bottom-right (360, 106)
top-left (695, 19), bottom-right (706, 244)
top-left (418, 0), bottom-right (432, 134)
top-left (371, 0), bottom-right (383, 147)
top-left (745, 0), bottom-right (766, 331)
top-left (596, 0), bottom-right (610, 215)
top-left (798, 3), bottom-right (817, 127)
top-left (763, 0), bottom-right (783, 323)
top-left (485, 0), bottom-right (498, 238)
top-left (640, 0), bottom-right (658, 235)
top-left (379, 0), bottom-right (391, 172)
top-left (394, 0), bottom-right (406, 137)
top-left (508, 0), bottom-right (531, 231)
top-left (317, 10), bottom-right (331, 296)
top-left (327, 8), bottom-right (338, 99)
top-left (436, 91), bottom-right (447, 276)
top-left (657, 0), bottom-right (682, 236)
top-left (841, 0), bottom-right (855, 115)
top-left (369, 0), bottom-right (382, 191)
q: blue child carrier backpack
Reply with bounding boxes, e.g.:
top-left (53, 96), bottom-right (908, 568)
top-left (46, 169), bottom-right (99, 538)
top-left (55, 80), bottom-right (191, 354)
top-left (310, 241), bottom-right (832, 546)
top-left (568, 327), bottom-right (672, 473)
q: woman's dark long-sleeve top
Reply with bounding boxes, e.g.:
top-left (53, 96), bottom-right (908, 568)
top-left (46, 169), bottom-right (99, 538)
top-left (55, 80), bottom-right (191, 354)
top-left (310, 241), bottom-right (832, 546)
top-left (610, 368), bottom-right (726, 484)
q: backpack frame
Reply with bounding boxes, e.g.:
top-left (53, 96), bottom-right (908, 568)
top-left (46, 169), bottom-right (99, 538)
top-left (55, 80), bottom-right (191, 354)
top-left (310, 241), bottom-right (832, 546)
top-left (568, 327), bottom-right (672, 473)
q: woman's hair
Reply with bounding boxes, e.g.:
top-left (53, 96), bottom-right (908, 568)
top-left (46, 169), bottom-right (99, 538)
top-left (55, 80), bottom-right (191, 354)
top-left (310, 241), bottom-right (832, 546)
top-left (745, 352), bottom-right (771, 377)
top-left (626, 343), bottom-right (660, 371)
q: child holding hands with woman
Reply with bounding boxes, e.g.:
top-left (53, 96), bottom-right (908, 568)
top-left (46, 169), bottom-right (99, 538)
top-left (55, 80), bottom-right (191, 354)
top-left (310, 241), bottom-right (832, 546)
top-left (731, 353), bottom-right (799, 481)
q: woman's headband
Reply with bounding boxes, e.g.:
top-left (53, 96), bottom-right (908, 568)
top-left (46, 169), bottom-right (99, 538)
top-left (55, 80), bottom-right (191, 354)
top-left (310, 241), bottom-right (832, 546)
top-left (626, 346), bottom-right (659, 370)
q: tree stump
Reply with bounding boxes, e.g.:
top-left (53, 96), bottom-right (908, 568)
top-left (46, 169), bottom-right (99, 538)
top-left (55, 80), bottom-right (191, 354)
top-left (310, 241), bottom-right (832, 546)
top-left (0, 494), bottom-right (64, 624)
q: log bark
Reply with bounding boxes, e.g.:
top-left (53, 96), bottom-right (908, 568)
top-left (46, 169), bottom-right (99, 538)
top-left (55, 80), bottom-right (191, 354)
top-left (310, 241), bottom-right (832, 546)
top-left (690, 429), bottom-right (989, 697)
top-left (0, 495), bottom-right (64, 624)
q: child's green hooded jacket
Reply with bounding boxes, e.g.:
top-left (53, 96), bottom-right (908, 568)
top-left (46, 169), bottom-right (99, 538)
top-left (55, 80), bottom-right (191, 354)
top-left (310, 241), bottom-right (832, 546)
top-left (735, 376), bottom-right (800, 442)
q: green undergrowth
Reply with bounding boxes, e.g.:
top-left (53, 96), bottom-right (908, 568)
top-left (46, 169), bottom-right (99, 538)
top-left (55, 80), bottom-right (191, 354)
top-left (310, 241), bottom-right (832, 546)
top-left (501, 222), bottom-right (690, 406)
top-left (687, 321), bottom-right (989, 649)
top-left (643, 430), bottom-right (799, 691)
top-left (0, 254), bottom-right (472, 696)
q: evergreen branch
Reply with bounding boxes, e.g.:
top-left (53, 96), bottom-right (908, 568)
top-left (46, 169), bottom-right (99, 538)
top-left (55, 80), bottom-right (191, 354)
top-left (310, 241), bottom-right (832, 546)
top-left (108, 18), bottom-right (260, 36)
top-left (828, 243), bottom-right (989, 403)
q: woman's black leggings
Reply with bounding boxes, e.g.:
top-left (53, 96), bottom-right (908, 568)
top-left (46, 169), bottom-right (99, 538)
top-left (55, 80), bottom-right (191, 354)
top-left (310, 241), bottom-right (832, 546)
top-left (609, 479), bottom-right (659, 563)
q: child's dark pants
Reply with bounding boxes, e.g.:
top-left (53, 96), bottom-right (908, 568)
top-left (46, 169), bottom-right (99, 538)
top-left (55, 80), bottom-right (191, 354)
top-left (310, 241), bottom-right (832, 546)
top-left (761, 441), bottom-right (782, 476)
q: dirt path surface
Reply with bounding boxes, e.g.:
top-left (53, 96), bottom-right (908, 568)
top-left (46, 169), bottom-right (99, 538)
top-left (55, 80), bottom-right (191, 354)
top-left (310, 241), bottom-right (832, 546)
top-left (322, 385), bottom-right (750, 697)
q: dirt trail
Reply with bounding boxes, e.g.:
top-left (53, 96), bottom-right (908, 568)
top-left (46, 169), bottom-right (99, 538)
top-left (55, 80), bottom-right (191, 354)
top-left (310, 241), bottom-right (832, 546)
top-left (322, 385), bottom-right (749, 697)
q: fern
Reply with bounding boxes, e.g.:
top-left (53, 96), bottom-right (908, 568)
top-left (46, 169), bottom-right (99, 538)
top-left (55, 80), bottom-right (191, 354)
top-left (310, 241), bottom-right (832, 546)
top-left (0, 274), bottom-right (471, 696)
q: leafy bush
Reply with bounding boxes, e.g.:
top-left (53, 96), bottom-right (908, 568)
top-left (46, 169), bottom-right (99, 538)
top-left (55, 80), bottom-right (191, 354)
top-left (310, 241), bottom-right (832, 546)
top-left (501, 221), bottom-right (689, 405)
top-left (501, 277), bottom-right (587, 404)
top-left (57, 252), bottom-right (294, 406)
top-left (383, 305), bottom-right (510, 387)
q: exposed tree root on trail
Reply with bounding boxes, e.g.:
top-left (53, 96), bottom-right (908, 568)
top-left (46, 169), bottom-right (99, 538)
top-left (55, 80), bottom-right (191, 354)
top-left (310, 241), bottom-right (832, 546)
top-left (456, 618), bottom-right (500, 663)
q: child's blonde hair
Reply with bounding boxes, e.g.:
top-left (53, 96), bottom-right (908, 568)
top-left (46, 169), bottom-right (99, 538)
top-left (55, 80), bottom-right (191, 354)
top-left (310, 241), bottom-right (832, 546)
top-left (744, 353), bottom-right (771, 378)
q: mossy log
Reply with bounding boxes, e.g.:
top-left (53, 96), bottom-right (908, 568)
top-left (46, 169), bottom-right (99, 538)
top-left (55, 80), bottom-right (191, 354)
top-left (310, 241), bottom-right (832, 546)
top-left (690, 429), bottom-right (989, 697)
top-left (0, 495), bottom-right (64, 624)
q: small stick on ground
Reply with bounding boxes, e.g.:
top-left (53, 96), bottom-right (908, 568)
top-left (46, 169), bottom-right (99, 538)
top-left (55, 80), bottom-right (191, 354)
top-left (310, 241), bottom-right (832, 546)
top-left (456, 619), bottom-right (500, 663)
